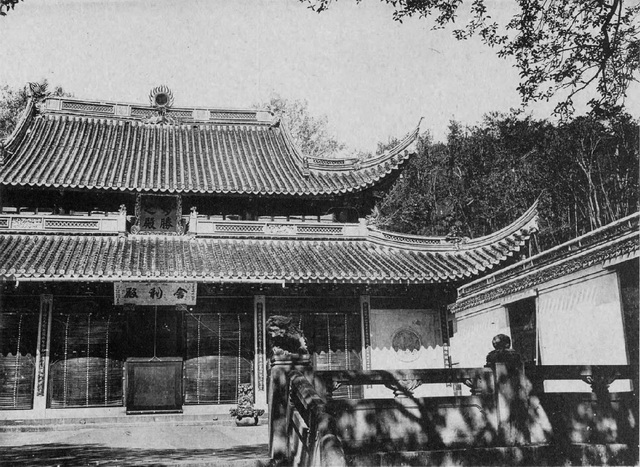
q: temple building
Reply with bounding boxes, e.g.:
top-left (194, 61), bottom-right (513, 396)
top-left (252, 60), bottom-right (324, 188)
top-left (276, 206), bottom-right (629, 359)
top-left (0, 86), bottom-right (539, 419)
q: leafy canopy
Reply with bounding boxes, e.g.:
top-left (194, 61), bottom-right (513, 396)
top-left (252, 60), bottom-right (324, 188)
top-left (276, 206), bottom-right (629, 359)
top-left (372, 110), bottom-right (639, 249)
top-left (0, 0), bottom-right (20, 16)
top-left (257, 96), bottom-right (346, 159)
top-left (301, 0), bottom-right (640, 116)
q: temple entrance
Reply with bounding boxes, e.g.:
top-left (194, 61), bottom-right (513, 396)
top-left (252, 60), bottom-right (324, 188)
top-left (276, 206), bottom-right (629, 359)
top-left (125, 307), bottom-right (183, 413)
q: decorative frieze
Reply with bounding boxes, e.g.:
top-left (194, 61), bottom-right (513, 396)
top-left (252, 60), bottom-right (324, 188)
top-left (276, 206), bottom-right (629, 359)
top-left (62, 101), bottom-right (114, 114)
top-left (11, 217), bottom-right (43, 229)
top-left (264, 224), bottom-right (297, 236)
top-left (297, 225), bottom-right (344, 236)
top-left (44, 219), bottom-right (100, 230)
top-left (380, 231), bottom-right (445, 245)
top-left (0, 214), bottom-right (122, 233)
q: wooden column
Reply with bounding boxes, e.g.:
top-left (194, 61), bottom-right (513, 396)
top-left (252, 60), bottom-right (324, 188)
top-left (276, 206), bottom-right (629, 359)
top-left (360, 294), bottom-right (372, 394)
top-left (33, 294), bottom-right (53, 414)
top-left (254, 294), bottom-right (267, 408)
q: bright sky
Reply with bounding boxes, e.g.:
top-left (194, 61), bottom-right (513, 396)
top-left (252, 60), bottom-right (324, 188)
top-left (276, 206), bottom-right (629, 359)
top-left (0, 0), bottom-right (638, 153)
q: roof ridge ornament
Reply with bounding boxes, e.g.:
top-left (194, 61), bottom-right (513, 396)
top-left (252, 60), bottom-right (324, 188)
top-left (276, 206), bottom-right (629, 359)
top-left (149, 85), bottom-right (174, 109)
top-left (28, 82), bottom-right (49, 100)
top-left (146, 85), bottom-right (176, 125)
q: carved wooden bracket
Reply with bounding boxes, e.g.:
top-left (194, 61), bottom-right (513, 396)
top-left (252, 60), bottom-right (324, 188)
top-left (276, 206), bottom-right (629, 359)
top-left (581, 371), bottom-right (619, 395)
top-left (384, 379), bottom-right (423, 398)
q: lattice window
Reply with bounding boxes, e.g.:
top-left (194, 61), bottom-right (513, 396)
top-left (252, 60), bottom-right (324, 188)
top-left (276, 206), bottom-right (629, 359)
top-left (48, 301), bottom-right (124, 408)
top-left (184, 311), bottom-right (254, 405)
top-left (0, 297), bottom-right (39, 410)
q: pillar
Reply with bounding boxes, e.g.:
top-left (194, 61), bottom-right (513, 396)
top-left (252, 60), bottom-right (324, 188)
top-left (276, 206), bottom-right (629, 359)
top-left (254, 294), bottom-right (267, 409)
top-left (359, 295), bottom-right (372, 394)
top-left (33, 294), bottom-right (53, 415)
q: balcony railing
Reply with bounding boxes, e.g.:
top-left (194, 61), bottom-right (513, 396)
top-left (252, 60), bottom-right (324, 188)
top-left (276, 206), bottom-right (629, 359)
top-left (0, 212), bottom-right (126, 233)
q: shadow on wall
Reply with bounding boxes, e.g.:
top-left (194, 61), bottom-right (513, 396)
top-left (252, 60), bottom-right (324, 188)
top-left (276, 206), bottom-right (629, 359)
top-left (326, 369), bottom-right (638, 466)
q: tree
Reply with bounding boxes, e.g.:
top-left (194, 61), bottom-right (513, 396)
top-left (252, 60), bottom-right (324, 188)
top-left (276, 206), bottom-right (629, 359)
top-left (257, 96), bottom-right (346, 159)
top-left (373, 110), bottom-right (638, 249)
top-left (301, 0), bottom-right (640, 116)
top-left (0, 0), bottom-right (20, 16)
top-left (0, 81), bottom-right (68, 140)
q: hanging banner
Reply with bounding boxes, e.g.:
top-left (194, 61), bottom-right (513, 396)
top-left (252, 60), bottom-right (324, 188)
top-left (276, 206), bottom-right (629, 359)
top-left (114, 282), bottom-right (197, 306)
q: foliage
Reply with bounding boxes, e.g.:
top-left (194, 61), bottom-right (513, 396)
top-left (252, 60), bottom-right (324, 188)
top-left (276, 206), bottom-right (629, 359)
top-left (301, 0), bottom-right (640, 116)
top-left (373, 111), bottom-right (638, 249)
top-left (257, 96), bottom-right (346, 158)
top-left (0, 0), bottom-right (21, 17)
top-left (0, 80), bottom-right (68, 140)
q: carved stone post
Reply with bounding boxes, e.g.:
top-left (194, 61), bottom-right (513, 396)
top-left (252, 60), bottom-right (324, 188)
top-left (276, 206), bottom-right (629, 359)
top-left (268, 354), bottom-right (312, 463)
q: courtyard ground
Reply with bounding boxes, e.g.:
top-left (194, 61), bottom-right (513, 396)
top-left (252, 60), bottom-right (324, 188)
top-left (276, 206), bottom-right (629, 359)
top-left (0, 417), bottom-right (268, 466)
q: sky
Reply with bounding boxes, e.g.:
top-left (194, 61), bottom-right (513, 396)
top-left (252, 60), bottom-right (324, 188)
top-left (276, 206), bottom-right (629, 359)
top-left (0, 0), bottom-right (638, 153)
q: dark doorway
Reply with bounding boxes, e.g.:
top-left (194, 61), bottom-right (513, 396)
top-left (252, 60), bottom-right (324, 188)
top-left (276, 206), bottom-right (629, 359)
top-left (125, 307), bottom-right (183, 413)
top-left (127, 307), bottom-right (183, 358)
top-left (507, 298), bottom-right (537, 364)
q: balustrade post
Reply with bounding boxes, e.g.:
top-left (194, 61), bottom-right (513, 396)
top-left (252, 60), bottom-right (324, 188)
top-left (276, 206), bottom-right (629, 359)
top-left (268, 354), bottom-right (312, 464)
top-left (493, 361), bottom-right (530, 446)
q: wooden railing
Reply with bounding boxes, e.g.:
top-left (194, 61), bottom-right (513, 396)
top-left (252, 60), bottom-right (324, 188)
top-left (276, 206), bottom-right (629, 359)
top-left (315, 364), bottom-right (635, 399)
top-left (314, 367), bottom-right (494, 399)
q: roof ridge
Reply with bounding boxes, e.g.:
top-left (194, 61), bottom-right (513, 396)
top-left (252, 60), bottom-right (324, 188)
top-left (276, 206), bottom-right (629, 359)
top-left (43, 95), bottom-right (271, 117)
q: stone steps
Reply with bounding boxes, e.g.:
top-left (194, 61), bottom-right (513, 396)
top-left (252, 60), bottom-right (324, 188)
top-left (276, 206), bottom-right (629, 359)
top-left (0, 413), bottom-right (269, 432)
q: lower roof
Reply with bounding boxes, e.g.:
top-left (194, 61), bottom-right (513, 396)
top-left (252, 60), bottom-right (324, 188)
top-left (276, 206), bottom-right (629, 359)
top-left (0, 232), bottom-right (533, 285)
top-left (0, 202), bottom-right (539, 285)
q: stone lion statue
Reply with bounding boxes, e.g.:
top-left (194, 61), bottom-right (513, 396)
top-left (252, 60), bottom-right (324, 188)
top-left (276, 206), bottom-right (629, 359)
top-left (266, 315), bottom-right (309, 357)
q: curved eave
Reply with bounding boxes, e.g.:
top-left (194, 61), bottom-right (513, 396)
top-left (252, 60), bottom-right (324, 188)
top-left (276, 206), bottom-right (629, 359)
top-left (365, 203), bottom-right (539, 276)
top-left (304, 121), bottom-right (421, 172)
top-left (369, 201), bottom-right (538, 252)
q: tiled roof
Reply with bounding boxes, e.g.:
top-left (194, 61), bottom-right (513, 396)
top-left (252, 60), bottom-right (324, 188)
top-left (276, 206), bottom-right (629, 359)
top-left (0, 97), bottom-right (419, 196)
top-left (0, 205), bottom-right (538, 284)
top-left (450, 211), bottom-right (639, 313)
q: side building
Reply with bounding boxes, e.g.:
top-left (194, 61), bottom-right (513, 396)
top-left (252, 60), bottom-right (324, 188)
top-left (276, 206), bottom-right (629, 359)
top-left (450, 213), bottom-right (638, 393)
top-left (0, 86), bottom-right (538, 420)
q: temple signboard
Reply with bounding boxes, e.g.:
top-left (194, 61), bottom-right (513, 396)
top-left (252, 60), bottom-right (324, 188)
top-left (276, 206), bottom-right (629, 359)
top-left (114, 282), bottom-right (197, 306)
top-left (133, 194), bottom-right (183, 235)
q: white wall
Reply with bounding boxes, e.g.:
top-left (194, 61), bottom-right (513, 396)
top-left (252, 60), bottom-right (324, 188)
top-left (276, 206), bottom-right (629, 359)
top-left (538, 270), bottom-right (629, 391)
top-left (450, 305), bottom-right (509, 368)
top-left (365, 308), bottom-right (450, 398)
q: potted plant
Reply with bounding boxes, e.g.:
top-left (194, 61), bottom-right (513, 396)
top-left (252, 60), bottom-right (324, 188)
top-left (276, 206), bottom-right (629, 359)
top-left (230, 383), bottom-right (264, 426)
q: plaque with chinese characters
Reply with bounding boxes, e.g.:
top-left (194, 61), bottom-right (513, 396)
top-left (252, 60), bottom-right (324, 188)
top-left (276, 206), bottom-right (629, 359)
top-left (133, 194), bottom-right (183, 235)
top-left (114, 282), bottom-right (197, 305)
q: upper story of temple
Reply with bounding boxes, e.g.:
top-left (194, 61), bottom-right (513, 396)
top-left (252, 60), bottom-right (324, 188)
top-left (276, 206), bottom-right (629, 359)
top-left (0, 85), bottom-right (420, 223)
